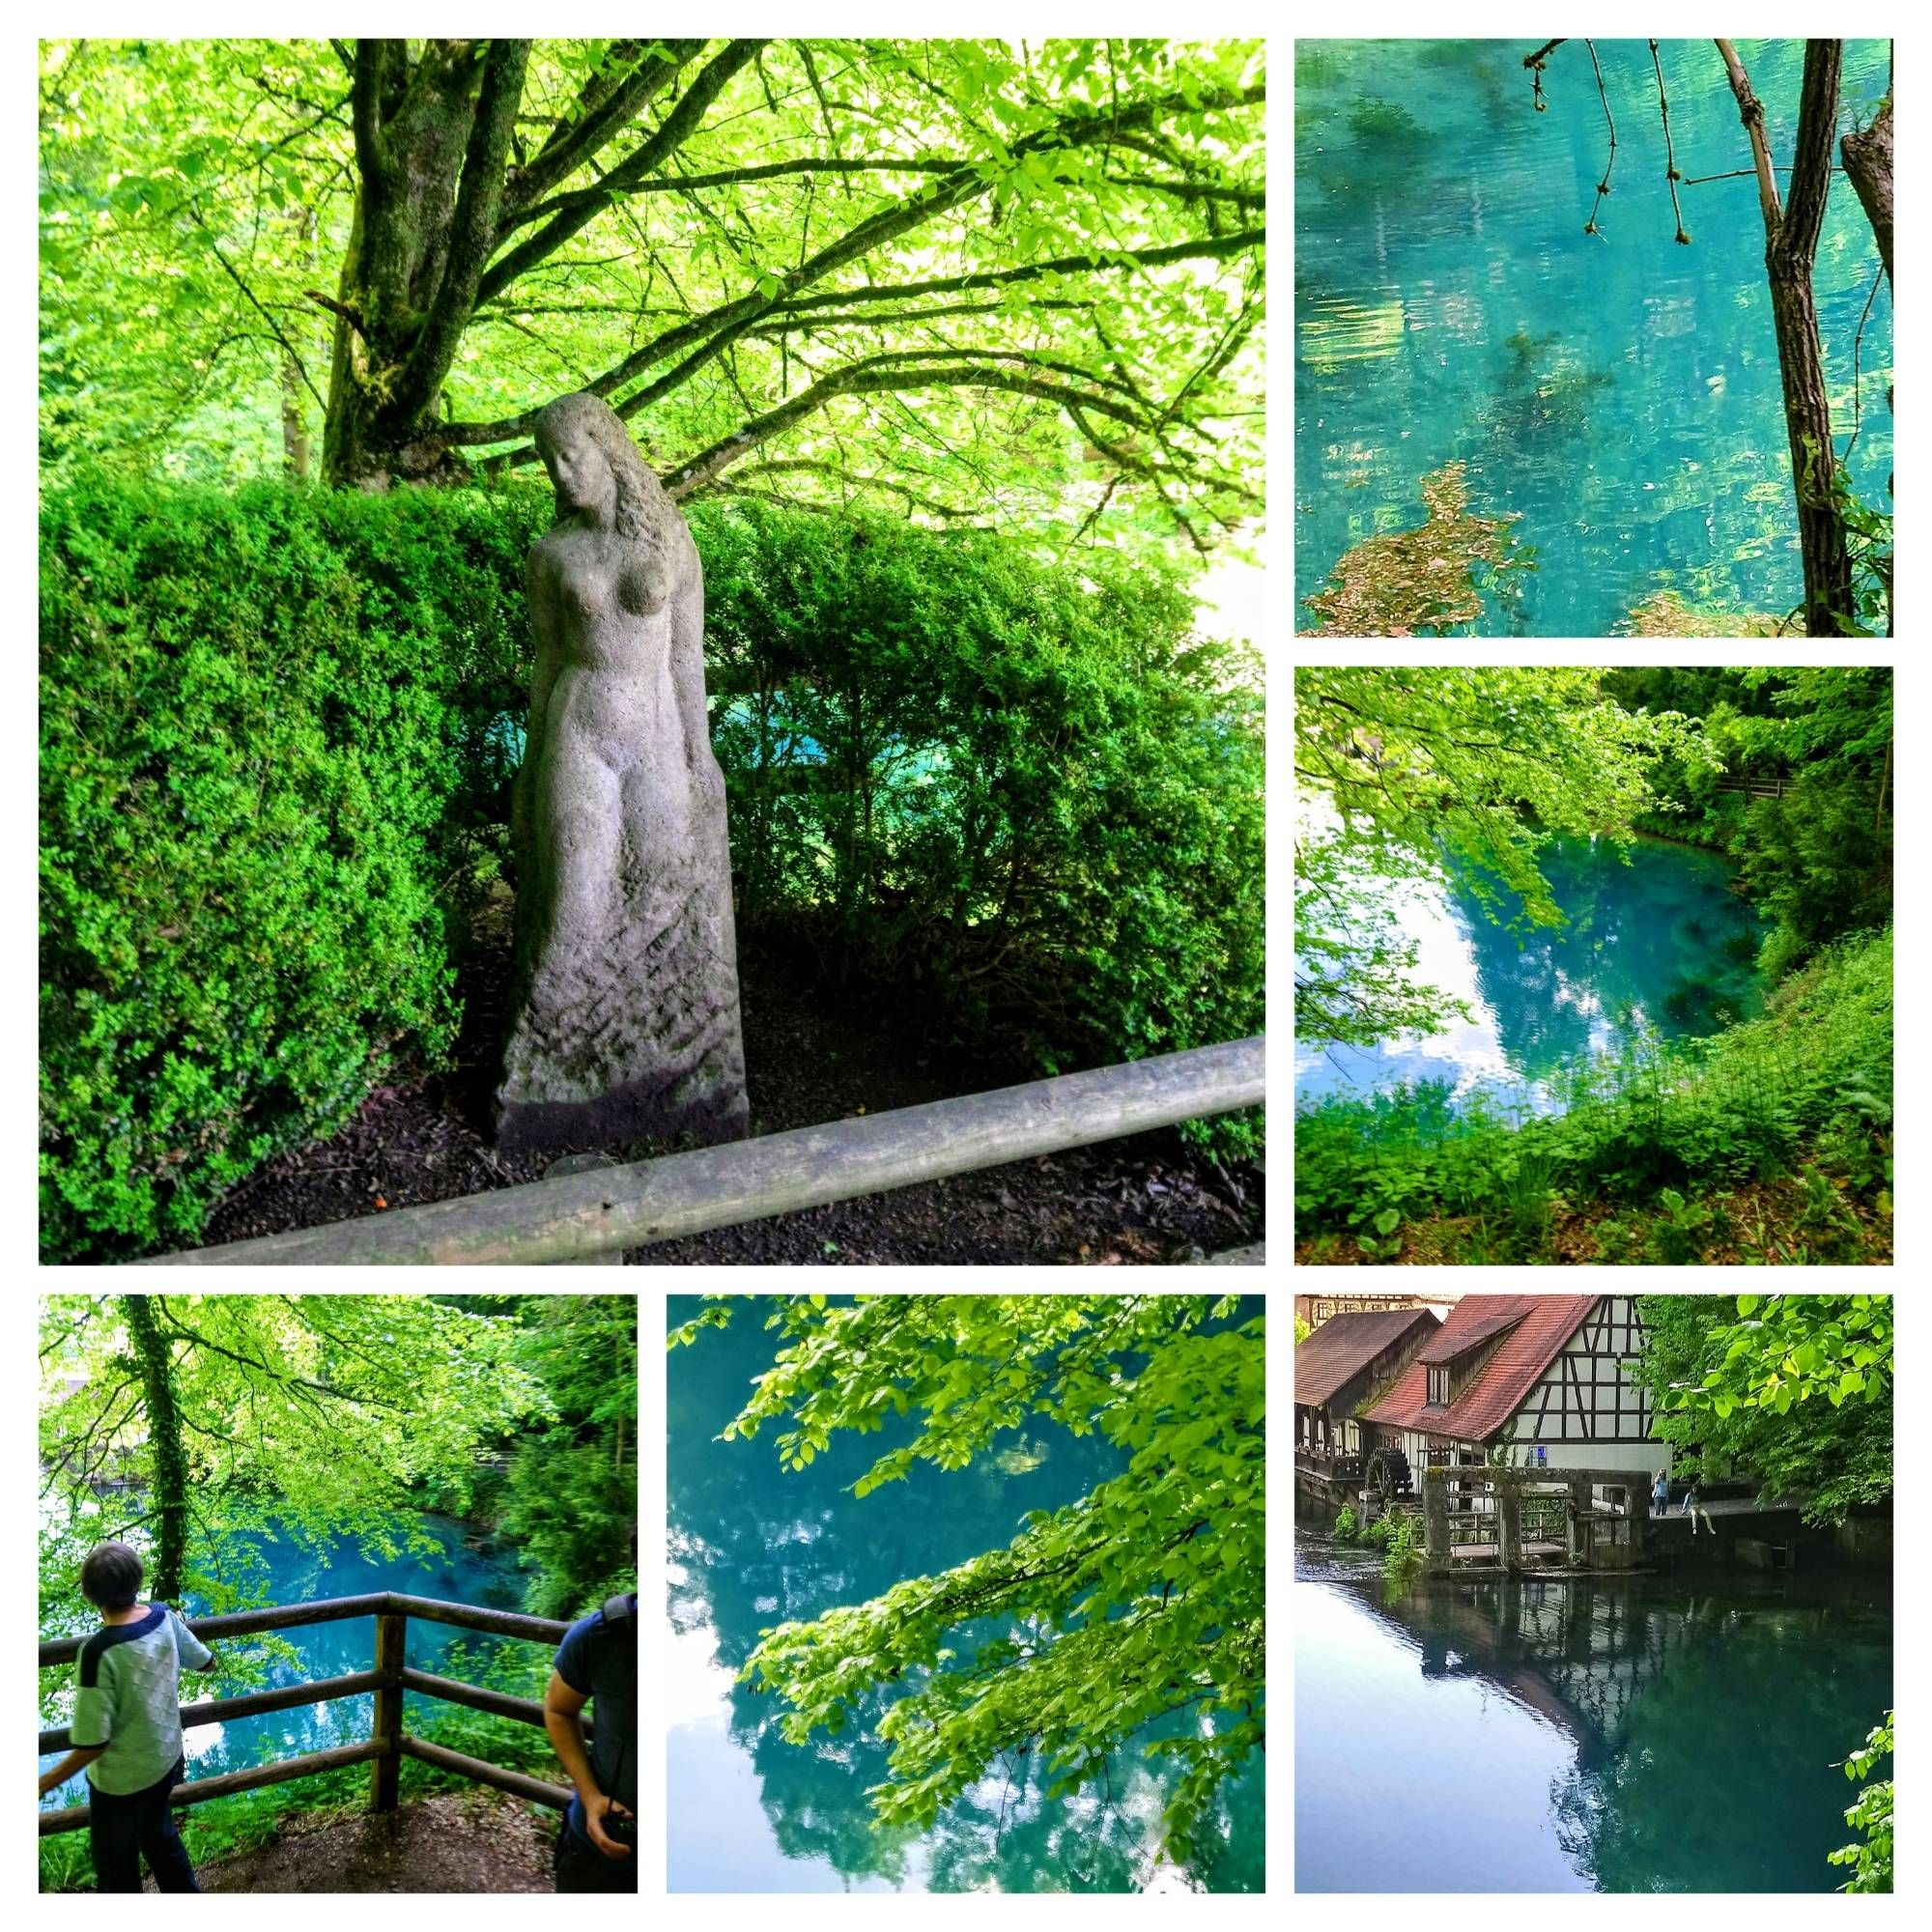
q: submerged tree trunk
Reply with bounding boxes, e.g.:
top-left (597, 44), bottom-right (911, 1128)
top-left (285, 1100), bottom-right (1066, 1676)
top-left (120, 1296), bottom-right (189, 1603)
top-left (1718, 39), bottom-right (1854, 636)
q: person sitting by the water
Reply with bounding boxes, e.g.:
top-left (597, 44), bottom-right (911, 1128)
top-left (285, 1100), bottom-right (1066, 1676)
top-left (1682, 1480), bottom-right (1715, 1535)
top-left (543, 1526), bottom-right (637, 1893)
top-left (37, 1541), bottom-right (217, 1893)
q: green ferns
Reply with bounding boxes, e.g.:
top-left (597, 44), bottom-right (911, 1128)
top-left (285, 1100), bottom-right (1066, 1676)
top-left (1295, 928), bottom-right (1892, 1261)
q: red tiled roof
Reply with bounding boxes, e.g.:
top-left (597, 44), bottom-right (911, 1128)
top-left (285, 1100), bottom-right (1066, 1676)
top-left (1362, 1294), bottom-right (1600, 1444)
top-left (1295, 1308), bottom-right (1440, 1407)
top-left (1417, 1309), bottom-right (1524, 1364)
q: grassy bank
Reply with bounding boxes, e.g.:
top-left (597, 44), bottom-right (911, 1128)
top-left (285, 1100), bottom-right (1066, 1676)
top-left (1294, 928), bottom-right (1892, 1265)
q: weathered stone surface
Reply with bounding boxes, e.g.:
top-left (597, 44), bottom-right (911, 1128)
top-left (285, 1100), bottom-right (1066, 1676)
top-left (496, 391), bottom-right (750, 1152)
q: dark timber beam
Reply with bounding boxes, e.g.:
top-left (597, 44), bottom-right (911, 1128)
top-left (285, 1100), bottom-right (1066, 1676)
top-left (39, 1591), bottom-right (570, 1667)
top-left (40, 1670), bottom-right (384, 1755)
top-left (400, 1665), bottom-right (590, 1742)
top-left (40, 1741), bottom-right (386, 1837)
top-left (398, 1736), bottom-right (573, 1810)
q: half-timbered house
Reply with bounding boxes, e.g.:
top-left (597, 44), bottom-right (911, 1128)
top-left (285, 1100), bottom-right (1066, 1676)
top-left (1295, 1306), bottom-right (1442, 1462)
top-left (1294, 1290), bottom-right (1460, 1332)
top-left (1361, 1293), bottom-right (1665, 1496)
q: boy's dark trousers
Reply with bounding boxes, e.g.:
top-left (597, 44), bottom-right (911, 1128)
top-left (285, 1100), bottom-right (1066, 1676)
top-left (554, 1819), bottom-right (638, 1893)
top-left (88, 1755), bottom-right (199, 1893)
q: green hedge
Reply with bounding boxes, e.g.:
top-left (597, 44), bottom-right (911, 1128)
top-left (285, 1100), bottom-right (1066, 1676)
top-left (41, 476), bottom-right (547, 1262)
top-left (696, 502), bottom-right (1264, 1079)
top-left (42, 479), bottom-right (1263, 1261)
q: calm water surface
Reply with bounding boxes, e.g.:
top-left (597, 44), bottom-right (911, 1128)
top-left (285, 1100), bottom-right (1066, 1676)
top-left (41, 1516), bottom-right (530, 1810)
top-left (1295, 1519), bottom-right (1891, 1892)
top-left (1295, 39), bottom-right (1894, 634)
top-left (1295, 832), bottom-right (1766, 1111)
top-left (668, 1297), bottom-right (1264, 1892)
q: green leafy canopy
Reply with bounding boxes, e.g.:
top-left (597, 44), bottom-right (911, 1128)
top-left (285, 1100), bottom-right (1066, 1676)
top-left (671, 1293), bottom-right (1264, 1869)
top-left (1630, 1293), bottom-right (1891, 1522)
top-left (1295, 667), bottom-right (1719, 1046)
top-left (40, 39), bottom-right (1263, 554)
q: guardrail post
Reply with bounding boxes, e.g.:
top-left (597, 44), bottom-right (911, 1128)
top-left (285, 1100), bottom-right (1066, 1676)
top-left (371, 1609), bottom-right (406, 1813)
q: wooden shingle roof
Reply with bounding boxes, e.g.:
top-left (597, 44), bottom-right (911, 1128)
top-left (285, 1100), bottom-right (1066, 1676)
top-left (1295, 1307), bottom-right (1441, 1407)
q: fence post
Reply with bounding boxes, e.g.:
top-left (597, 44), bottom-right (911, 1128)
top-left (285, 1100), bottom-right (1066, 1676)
top-left (1423, 1469), bottom-right (1449, 1565)
top-left (370, 1609), bottom-right (406, 1813)
top-left (1497, 1472), bottom-right (1522, 1574)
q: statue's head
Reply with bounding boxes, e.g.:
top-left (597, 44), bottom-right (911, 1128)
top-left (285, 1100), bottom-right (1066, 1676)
top-left (533, 392), bottom-right (667, 544)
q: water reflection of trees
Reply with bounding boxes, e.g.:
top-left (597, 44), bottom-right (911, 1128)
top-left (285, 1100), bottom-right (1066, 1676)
top-left (668, 1304), bottom-right (1264, 1892)
top-left (1354, 1574), bottom-right (1891, 1892)
top-left (1447, 838), bottom-right (1765, 1081)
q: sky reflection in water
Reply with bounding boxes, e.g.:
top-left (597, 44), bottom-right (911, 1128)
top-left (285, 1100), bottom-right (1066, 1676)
top-left (667, 1297), bottom-right (1264, 1893)
top-left (1294, 1520), bottom-right (1892, 1892)
top-left (1295, 833), bottom-right (1766, 1113)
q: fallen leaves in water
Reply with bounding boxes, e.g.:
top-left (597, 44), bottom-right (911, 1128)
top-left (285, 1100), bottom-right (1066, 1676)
top-left (1617, 591), bottom-right (1789, 637)
top-left (1301, 462), bottom-right (1527, 636)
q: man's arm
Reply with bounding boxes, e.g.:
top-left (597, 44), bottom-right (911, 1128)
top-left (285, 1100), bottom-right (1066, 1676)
top-left (39, 1745), bottom-right (105, 1796)
top-left (544, 1670), bottom-right (631, 1861)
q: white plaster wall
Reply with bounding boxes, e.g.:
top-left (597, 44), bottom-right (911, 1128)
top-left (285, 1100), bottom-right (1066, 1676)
top-left (1501, 1439), bottom-right (1671, 1477)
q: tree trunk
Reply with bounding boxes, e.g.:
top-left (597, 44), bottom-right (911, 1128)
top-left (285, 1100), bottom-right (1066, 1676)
top-left (1766, 251), bottom-right (1854, 633)
top-left (1840, 93), bottom-right (1892, 285)
top-left (1719, 39), bottom-right (1854, 635)
top-left (280, 351), bottom-right (312, 481)
top-left (281, 208), bottom-right (316, 481)
top-left (321, 40), bottom-right (529, 488)
top-left (120, 1296), bottom-right (189, 1603)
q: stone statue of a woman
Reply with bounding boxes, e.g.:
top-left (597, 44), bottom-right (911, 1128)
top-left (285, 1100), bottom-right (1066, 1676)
top-left (496, 391), bottom-right (750, 1151)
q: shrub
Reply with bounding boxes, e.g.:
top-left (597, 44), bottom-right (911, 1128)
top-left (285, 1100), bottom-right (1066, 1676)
top-left (40, 474), bottom-right (549, 1261)
top-left (690, 500), bottom-right (1264, 1137)
top-left (43, 479), bottom-right (1263, 1258)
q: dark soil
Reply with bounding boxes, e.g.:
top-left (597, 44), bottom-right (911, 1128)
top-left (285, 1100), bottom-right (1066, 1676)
top-left (197, 889), bottom-right (1264, 1264)
top-left (185, 1789), bottom-right (558, 1893)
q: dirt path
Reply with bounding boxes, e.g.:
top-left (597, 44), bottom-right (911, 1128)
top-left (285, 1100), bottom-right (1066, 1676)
top-left (195, 910), bottom-right (1264, 1264)
top-left (185, 1789), bottom-right (557, 1893)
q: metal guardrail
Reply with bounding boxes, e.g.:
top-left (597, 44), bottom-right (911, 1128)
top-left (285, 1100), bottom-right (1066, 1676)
top-left (139, 1035), bottom-right (1264, 1266)
top-left (38, 1591), bottom-right (582, 1836)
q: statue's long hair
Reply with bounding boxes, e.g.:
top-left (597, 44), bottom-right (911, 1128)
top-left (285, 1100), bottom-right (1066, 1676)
top-left (532, 391), bottom-right (675, 550)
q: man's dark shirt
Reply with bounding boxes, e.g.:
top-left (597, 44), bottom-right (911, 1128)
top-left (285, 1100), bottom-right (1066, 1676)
top-left (554, 1593), bottom-right (637, 1846)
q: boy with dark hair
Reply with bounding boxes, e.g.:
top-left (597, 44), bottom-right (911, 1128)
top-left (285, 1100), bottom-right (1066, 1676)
top-left (542, 1530), bottom-right (637, 1893)
top-left (38, 1541), bottom-right (216, 1893)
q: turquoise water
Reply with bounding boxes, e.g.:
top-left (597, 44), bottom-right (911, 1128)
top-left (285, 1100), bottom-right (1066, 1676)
top-left (1294, 1517), bottom-right (1892, 1892)
top-left (40, 1517), bottom-right (531, 1812)
top-left (1295, 38), bottom-right (1893, 634)
top-left (1294, 833), bottom-right (1767, 1110)
top-left (667, 1297), bottom-right (1264, 1893)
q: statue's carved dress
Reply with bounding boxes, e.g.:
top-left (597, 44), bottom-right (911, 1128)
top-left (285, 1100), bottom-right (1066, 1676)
top-left (496, 393), bottom-right (750, 1151)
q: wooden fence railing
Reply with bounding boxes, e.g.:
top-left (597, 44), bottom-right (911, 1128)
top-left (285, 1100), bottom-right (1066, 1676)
top-left (1713, 774), bottom-right (1791, 801)
top-left (140, 1035), bottom-right (1264, 1266)
top-left (38, 1591), bottom-right (584, 1837)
